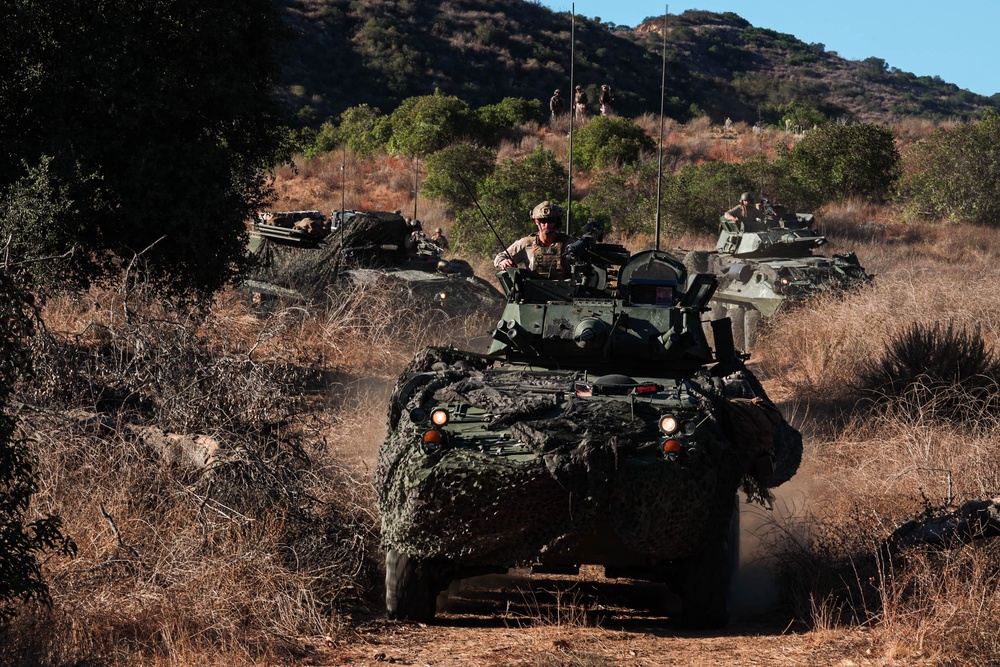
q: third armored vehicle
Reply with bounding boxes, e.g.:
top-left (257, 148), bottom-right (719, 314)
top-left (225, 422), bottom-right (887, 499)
top-left (682, 200), bottom-right (871, 350)
top-left (376, 233), bottom-right (802, 627)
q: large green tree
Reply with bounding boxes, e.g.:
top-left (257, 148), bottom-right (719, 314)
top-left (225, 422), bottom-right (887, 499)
top-left (0, 0), bottom-right (290, 297)
top-left (900, 110), bottom-right (1000, 224)
top-left (789, 123), bottom-right (900, 205)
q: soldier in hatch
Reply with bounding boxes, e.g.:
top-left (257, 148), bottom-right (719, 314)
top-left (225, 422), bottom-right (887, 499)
top-left (494, 200), bottom-right (573, 279)
top-left (430, 227), bottom-right (449, 250)
top-left (724, 192), bottom-right (759, 225)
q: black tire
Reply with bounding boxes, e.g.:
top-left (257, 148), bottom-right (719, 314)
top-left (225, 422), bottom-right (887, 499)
top-left (727, 305), bottom-right (746, 352)
top-left (743, 308), bottom-right (761, 352)
top-left (385, 548), bottom-right (440, 622)
top-left (676, 498), bottom-right (740, 629)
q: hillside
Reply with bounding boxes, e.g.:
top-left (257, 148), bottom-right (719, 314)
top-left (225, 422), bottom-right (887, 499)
top-left (275, 1), bottom-right (995, 126)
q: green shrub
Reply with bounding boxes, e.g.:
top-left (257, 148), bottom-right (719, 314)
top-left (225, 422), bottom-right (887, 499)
top-left (900, 109), bottom-right (1000, 224)
top-left (422, 144), bottom-right (497, 211)
top-left (385, 92), bottom-right (478, 157)
top-left (790, 123), bottom-right (900, 204)
top-left (337, 104), bottom-right (390, 158)
top-left (452, 146), bottom-right (567, 256)
top-left (573, 116), bottom-right (655, 170)
top-left (476, 97), bottom-right (545, 139)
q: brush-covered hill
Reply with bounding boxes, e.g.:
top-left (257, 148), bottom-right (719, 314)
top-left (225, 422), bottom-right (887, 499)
top-left (276, 0), bottom-right (995, 127)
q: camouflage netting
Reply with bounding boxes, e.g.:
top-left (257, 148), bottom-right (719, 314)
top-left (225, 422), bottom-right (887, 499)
top-left (376, 347), bottom-right (801, 566)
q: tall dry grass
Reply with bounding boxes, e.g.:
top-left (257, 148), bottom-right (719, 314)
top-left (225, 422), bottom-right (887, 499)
top-left (748, 206), bottom-right (1000, 663)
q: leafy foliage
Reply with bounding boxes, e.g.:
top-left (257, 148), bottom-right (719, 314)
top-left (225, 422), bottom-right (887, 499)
top-left (452, 147), bottom-right (567, 256)
top-left (476, 97), bottom-right (546, 138)
top-left (583, 162), bottom-right (660, 237)
top-left (572, 116), bottom-right (656, 170)
top-left (789, 123), bottom-right (901, 204)
top-left (0, 273), bottom-right (75, 624)
top-left (662, 161), bottom-right (758, 235)
top-left (900, 110), bottom-right (1000, 224)
top-left (0, 0), bottom-right (290, 298)
top-left (422, 144), bottom-right (497, 212)
top-left (385, 92), bottom-right (479, 157)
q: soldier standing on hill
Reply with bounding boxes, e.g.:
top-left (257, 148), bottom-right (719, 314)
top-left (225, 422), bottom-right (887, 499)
top-left (574, 85), bottom-right (588, 120)
top-left (599, 84), bottom-right (614, 116)
top-left (549, 89), bottom-right (565, 121)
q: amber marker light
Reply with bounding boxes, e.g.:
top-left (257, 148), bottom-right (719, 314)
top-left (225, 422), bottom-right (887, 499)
top-left (431, 409), bottom-right (450, 426)
top-left (658, 415), bottom-right (679, 434)
top-left (423, 430), bottom-right (442, 445)
top-left (662, 439), bottom-right (682, 454)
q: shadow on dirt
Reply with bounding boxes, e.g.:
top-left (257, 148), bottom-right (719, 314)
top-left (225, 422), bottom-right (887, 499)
top-left (432, 568), bottom-right (800, 636)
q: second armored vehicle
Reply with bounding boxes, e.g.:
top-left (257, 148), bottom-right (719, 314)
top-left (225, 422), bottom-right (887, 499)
top-left (681, 199), bottom-right (871, 350)
top-left (376, 237), bottom-right (802, 627)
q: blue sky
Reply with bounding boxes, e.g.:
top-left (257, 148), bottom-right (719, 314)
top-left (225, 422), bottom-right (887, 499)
top-left (537, 1), bottom-right (996, 97)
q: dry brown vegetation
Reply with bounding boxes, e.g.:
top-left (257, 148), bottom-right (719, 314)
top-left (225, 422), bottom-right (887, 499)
top-left (5, 119), bottom-right (1000, 666)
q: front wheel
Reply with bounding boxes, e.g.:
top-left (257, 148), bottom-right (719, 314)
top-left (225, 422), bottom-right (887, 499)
top-left (385, 549), bottom-right (449, 622)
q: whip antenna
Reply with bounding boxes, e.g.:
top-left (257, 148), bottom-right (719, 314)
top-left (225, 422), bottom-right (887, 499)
top-left (566, 4), bottom-right (576, 236)
top-left (654, 5), bottom-right (668, 251)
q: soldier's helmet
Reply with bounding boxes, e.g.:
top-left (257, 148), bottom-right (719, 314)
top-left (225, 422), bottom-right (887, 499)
top-left (739, 192), bottom-right (755, 203)
top-left (601, 84), bottom-right (609, 90)
top-left (553, 89), bottom-right (561, 95)
top-left (435, 227), bottom-right (443, 234)
top-left (575, 85), bottom-right (582, 90)
top-left (532, 200), bottom-right (562, 221)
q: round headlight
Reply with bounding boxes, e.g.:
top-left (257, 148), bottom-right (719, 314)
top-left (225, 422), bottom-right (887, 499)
top-left (659, 415), bottom-right (679, 434)
top-left (431, 409), bottom-right (450, 426)
top-left (408, 408), bottom-right (427, 424)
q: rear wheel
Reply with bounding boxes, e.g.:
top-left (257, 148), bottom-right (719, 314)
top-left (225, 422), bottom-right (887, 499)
top-left (727, 305), bottom-right (746, 352)
top-left (743, 308), bottom-right (761, 351)
top-left (385, 549), bottom-right (449, 622)
top-left (676, 498), bottom-right (740, 629)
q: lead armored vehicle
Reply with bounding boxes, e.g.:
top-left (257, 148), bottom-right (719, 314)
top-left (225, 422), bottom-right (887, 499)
top-left (376, 235), bottom-right (802, 627)
top-left (682, 200), bottom-right (871, 350)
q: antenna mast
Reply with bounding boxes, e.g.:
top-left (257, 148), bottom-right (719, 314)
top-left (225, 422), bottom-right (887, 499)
top-left (654, 6), bottom-right (668, 251)
top-left (566, 4), bottom-right (576, 235)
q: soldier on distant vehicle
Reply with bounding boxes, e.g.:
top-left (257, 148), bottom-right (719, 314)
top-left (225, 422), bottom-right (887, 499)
top-left (574, 85), bottom-right (588, 120)
top-left (549, 89), bottom-right (565, 121)
top-left (494, 201), bottom-right (573, 279)
top-left (599, 84), bottom-right (614, 116)
top-left (724, 192), bottom-right (759, 225)
top-left (430, 227), bottom-right (449, 250)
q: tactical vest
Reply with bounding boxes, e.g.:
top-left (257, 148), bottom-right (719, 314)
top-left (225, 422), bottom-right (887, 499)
top-left (531, 234), bottom-right (567, 278)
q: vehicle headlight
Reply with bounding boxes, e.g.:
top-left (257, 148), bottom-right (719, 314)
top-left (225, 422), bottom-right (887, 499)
top-left (659, 414), bottom-right (679, 434)
top-left (431, 408), bottom-right (450, 426)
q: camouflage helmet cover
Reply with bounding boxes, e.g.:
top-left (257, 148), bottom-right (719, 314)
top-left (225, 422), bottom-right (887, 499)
top-left (739, 192), bottom-right (755, 203)
top-left (531, 200), bottom-right (562, 221)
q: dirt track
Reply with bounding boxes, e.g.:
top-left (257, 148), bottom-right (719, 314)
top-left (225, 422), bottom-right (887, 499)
top-left (317, 567), bottom-right (888, 666)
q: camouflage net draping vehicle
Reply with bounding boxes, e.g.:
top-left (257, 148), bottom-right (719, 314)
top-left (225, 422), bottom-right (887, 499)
top-left (376, 235), bottom-right (803, 627)
top-left (680, 200), bottom-right (872, 350)
top-left (245, 210), bottom-right (492, 311)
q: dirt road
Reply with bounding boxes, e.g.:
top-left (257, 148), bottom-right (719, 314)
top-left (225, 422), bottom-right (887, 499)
top-left (317, 568), bottom-right (885, 666)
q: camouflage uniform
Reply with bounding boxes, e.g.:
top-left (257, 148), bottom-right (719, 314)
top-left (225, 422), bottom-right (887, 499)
top-left (549, 90), bottom-right (565, 120)
top-left (599, 85), bottom-right (614, 116)
top-left (574, 86), bottom-right (588, 120)
top-left (494, 232), bottom-right (572, 278)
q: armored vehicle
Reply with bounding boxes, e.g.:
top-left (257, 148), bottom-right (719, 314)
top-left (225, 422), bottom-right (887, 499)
top-left (376, 236), bottom-right (802, 627)
top-left (681, 200), bottom-right (871, 350)
top-left (245, 209), bottom-right (490, 309)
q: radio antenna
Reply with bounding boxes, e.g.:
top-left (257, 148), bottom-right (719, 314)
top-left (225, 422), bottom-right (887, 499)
top-left (565, 4), bottom-right (576, 236)
top-left (654, 5), bottom-right (668, 251)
